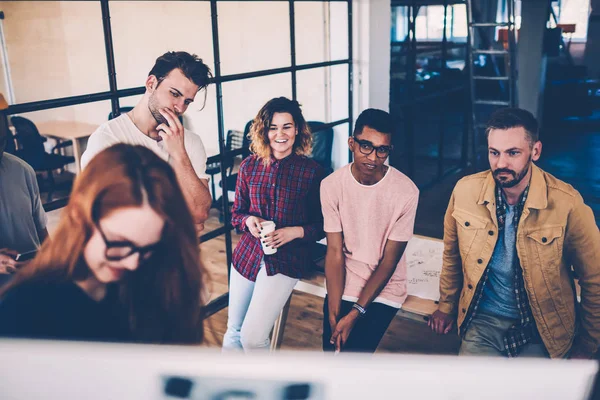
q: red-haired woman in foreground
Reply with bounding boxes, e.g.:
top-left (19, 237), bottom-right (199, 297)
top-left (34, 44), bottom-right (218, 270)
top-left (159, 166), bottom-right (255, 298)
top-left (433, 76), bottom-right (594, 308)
top-left (0, 144), bottom-right (205, 344)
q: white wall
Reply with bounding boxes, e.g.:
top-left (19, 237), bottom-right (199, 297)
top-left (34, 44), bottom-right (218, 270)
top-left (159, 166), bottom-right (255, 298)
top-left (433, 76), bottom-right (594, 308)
top-left (361, 0), bottom-right (391, 112)
top-left (330, 0), bottom-right (391, 171)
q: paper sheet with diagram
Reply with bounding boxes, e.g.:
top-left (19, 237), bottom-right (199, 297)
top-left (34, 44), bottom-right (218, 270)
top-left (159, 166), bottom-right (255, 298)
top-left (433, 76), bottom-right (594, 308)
top-left (405, 236), bottom-right (444, 301)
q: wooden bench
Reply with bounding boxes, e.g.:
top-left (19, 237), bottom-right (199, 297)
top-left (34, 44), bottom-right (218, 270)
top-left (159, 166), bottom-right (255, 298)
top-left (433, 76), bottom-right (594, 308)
top-left (270, 236), bottom-right (444, 350)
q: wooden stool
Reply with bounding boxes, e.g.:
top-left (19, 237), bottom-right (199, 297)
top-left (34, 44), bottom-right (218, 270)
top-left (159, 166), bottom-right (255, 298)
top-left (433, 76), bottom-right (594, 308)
top-left (270, 242), bottom-right (326, 350)
top-left (270, 295), bottom-right (292, 351)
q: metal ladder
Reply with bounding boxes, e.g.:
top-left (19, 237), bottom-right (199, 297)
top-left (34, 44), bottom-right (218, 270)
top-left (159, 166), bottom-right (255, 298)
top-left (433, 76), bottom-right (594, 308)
top-left (466, 0), bottom-right (517, 171)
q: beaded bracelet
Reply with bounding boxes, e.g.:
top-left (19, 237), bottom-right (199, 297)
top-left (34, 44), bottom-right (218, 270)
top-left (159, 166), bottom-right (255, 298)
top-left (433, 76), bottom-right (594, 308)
top-left (352, 303), bottom-right (367, 317)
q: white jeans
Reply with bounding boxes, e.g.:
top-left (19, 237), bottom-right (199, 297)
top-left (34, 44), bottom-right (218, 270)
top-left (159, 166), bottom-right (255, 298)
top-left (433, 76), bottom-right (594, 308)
top-left (222, 259), bottom-right (298, 352)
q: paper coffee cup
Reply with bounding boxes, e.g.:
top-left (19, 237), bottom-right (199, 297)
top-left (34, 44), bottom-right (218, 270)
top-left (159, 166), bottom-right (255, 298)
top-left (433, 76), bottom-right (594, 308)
top-left (260, 221), bottom-right (277, 255)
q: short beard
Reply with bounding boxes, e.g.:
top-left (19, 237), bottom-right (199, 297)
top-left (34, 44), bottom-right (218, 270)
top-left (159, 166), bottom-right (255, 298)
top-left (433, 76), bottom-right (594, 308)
top-left (147, 93), bottom-right (167, 126)
top-left (493, 160), bottom-right (531, 188)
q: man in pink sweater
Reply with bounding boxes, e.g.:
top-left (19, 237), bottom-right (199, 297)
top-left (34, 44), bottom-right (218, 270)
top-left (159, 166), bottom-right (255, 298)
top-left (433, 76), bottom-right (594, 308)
top-left (321, 109), bottom-right (419, 353)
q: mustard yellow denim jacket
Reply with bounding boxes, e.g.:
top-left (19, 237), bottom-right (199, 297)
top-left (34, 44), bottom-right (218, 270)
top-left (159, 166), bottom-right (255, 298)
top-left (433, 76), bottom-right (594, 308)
top-left (439, 164), bottom-right (600, 358)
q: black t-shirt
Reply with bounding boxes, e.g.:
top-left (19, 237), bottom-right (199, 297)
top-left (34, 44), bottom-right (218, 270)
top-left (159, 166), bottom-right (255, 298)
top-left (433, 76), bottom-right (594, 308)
top-left (0, 281), bottom-right (131, 342)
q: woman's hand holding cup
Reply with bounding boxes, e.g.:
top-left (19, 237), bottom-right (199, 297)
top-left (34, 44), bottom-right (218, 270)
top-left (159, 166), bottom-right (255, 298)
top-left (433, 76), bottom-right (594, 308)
top-left (262, 226), bottom-right (304, 250)
top-left (245, 216), bottom-right (267, 238)
top-left (259, 221), bottom-right (278, 255)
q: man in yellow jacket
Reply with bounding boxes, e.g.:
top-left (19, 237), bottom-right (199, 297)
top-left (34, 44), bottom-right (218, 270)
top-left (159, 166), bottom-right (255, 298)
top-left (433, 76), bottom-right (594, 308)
top-left (429, 108), bottom-right (600, 359)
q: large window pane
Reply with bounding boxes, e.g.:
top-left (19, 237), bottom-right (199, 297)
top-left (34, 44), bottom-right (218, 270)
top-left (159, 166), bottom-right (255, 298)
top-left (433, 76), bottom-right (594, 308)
top-left (1, 1), bottom-right (108, 103)
top-left (110, 1), bottom-right (214, 90)
top-left (296, 64), bottom-right (348, 124)
top-left (218, 2), bottom-right (290, 76)
top-left (330, 64), bottom-right (349, 122)
top-left (295, 2), bottom-right (348, 65)
top-left (329, 2), bottom-right (349, 61)
top-left (410, 5), bottom-right (468, 41)
top-left (331, 123), bottom-right (350, 170)
top-left (296, 68), bottom-right (327, 122)
top-left (222, 73), bottom-right (292, 134)
top-left (558, 0), bottom-right (590, 40)
top-left (450, 4), bottom-right (468, 39)
top-left (295, 2), bottom-right (326, 65)
top-left (392, 7), bottom-right (408, 43)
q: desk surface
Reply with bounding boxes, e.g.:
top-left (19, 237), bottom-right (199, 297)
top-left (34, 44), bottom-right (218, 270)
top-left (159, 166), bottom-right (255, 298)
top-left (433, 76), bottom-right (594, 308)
top-left (402, 295), bottom-right (438, 316)
top-left (36, 121), bottom-right (99, 140)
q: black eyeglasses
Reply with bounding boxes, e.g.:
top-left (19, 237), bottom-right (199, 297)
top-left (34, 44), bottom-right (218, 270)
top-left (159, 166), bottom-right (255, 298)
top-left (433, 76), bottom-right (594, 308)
top-left (352, 136), bottom-right (393, 159)
top-left (96, 223), bottom-right (161, 262)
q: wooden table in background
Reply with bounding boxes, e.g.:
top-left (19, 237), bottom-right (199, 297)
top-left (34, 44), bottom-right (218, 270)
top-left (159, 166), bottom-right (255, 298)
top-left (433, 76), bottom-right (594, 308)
top-left (36, 121), bottom-right (99, 174)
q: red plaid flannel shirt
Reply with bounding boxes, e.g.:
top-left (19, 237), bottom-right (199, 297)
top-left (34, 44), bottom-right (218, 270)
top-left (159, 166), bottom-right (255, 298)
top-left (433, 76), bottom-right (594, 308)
top-left (231, 154), bottom-right (325, 281)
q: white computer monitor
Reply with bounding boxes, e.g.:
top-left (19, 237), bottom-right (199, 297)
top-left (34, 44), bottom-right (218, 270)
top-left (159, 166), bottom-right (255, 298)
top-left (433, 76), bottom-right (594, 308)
top-left (0, 339), bottom-right (597, 400)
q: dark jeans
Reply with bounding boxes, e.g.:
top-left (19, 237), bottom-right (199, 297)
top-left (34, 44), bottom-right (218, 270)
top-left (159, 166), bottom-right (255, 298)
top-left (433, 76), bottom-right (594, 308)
top-left (322, 295), bottom-right (398, 353)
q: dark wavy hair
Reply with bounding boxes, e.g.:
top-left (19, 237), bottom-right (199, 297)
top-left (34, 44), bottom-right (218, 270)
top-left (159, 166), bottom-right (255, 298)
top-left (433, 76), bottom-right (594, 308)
top-left (149, 51), bottom-right (212, 92)
top-left (0, 144), bottom-right (205, 344)
top-left (248, 97), bottom-right (312, 165)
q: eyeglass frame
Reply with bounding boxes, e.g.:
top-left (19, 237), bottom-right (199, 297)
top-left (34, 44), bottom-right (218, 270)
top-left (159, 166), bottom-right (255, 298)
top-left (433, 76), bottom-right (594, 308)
top-left (352, 136), bottom-right (393, 159)
top-left (96, 222), bottom-right (162, 262)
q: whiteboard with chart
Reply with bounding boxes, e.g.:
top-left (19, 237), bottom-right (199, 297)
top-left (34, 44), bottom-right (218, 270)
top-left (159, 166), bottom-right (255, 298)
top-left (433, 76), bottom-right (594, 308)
top-left (406, 236), bottom-right (444, 302)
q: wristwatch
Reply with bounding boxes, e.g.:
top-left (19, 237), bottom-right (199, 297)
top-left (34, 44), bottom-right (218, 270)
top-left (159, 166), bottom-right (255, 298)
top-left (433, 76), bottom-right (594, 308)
top-left (352, 303), bottom-right (367, 317)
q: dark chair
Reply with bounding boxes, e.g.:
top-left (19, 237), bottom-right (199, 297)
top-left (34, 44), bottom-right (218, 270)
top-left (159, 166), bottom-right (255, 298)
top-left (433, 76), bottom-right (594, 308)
top-left (206, 128), bottom-right (246, 203)
top-left (2, 114), bottom-right (25, 158)
top-left (108, 106), bottom-right (133, 121)
top-left (10, 116), bottom-right (75, 200)
top-left (307, 121), bottom-right (334, 175)
top-left (214, 120), bottom-right (252, 219)
top-left (3, 129), bottom-right (19, 156)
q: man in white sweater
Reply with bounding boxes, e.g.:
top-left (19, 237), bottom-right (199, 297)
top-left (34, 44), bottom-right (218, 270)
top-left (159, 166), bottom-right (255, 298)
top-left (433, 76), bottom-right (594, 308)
top-left (82, 51), bottom-right (213, 232)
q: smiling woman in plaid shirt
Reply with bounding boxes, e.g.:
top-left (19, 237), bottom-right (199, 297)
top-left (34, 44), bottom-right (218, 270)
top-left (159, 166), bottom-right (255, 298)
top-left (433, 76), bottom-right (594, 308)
top-left (222, 97), bottom-right (325, 352)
